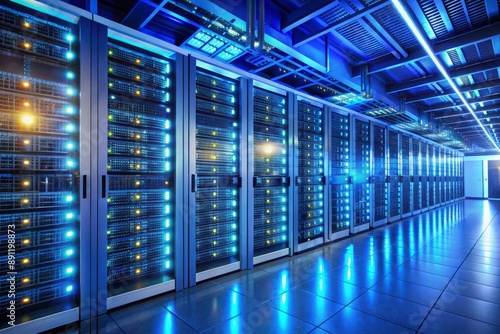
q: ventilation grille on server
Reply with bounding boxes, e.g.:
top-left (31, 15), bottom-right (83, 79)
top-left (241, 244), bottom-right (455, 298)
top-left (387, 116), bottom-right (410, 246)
top-left (0, 5), bottom-right (78, 322)
top-left (353, 119), bottom-right (370, 226)
top-left (253, 87), bottom-right (288, 256)
top-left (297, 100), bottom-right (324, 243)
top-left (106, 41), bottom-right (174, 292)
top-left (330, 111), bottom-right (350, 233)
top-left (195, 70), bottom-right (239, 270)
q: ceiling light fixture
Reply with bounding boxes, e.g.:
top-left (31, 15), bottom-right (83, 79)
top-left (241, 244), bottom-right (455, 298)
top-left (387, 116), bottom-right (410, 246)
top-left (391, 0), bottom-right (500, 152)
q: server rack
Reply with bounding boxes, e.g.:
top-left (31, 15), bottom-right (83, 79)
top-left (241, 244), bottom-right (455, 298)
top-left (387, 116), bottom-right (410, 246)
top-left (352, 117), bottom-right (371, 233)
top-left (329, 109), bottom-right (351, 239)
top-left (0, 4), bottom-right (80, 330)
top-left (295, 99), bottom-right (326, 251)
top-left (250, 83), bottom-right (291, 264)
top-left (189, 63), bottom-right (244, 282)
top-left (442, 149), bottom-right (448, 203)
top-left (411, 138), bottom-right (421, 215)
top-left (401, 135), bottom-right (411, 218)
top-left (421, 142), bottom-right (428, 211)
top-left (372, 124), bottom-right (387, 227)
top-left (435, 147), bottom-right (442, 205)
top-left (388, 131), bottom-right (401, 222)
top-left (458, 155), bottom-right (464, 199)
top-left (105, 40), bottom-right (176, 307)
top-left (429, 145), bottom-right (436, 209)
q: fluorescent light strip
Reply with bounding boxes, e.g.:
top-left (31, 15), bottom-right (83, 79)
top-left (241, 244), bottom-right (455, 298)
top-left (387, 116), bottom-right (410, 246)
top-left (391, 0), bottom-right (500, 152)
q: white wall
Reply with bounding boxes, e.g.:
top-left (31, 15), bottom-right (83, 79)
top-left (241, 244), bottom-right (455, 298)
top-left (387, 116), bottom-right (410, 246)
top-left (464, 160), bottom-right (483, 198)
top-left (464, 155), bottom-right (500, 198)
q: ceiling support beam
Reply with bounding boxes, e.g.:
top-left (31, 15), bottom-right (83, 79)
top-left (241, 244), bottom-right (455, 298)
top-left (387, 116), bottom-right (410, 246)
top-left (386, 58), bottom-right (500, 94)
top-left (281, 0), bottom-right (339, 33)
top-left (353, 21), bottom-right (500, 77)
top-left (405, 78), bottom-right (500, 102)
top-left (122, 0), bottom-right (170, 29)
top-left (292, 0), bottom-right (391, 47)
top-left (423, 93), bottom-right (500, 112)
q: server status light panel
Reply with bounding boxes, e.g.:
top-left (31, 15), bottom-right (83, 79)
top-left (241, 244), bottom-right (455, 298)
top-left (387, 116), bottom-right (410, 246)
top-left (253, 87), bottom-right (288, 256)
top-left (297, 101), bottom-right (324, 243)
top-left (0, 5), bottom-right (79, 325)
top-left (195, 70), bottom-right (239, 272)
top-left (106, 41), bottom-right (175, 294)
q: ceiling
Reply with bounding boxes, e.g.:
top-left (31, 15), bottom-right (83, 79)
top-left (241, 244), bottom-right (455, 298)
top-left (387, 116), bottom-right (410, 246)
top-left (58, 0), bottom-right (500, 153)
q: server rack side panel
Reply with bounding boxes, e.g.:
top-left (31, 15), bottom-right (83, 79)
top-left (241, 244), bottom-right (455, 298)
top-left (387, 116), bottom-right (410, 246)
top-left (411, 138), bottom-right (421, 214)
top-left (0, 4), bottom-right (81, 328)
top-left (105, 40), bottom-right (176, 301)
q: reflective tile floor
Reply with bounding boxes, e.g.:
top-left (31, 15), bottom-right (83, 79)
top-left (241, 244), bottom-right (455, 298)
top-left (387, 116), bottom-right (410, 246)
top-left (47, 199), bottom-right (500, 334)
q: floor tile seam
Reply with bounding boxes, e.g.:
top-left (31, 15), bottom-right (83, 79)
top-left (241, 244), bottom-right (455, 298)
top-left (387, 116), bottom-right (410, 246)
top-left (367, 285), bottom-right (440, 308)
top-left (437, 288), bottom-right (500, 307)
top-left (415, 201), bottom-right (500, 332)
top-left (404, 255), bottom-right (463, 269)
top-left (428, 304), bottom-right (500, 329)
top-left (320, 305), bottom-right (419, 333)
top-left (399, 264), bottom-right (457, 279)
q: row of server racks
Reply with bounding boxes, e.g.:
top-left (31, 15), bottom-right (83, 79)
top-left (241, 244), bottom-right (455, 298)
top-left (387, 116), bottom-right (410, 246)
top-left (0, 2), bottom-right (465, 332)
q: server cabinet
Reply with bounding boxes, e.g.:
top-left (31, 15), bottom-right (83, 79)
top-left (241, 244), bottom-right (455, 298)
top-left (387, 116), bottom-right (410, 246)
top-left (372, 124), bottom-right (387, 227)
top-left (294, 98), bottom-right (326, 252)
top-left (0, 4), bottom-right (80, 330)
top-left (442, 149), bottom-right (448, 203)
top-left (401, 135), bottom-right (411, 218)
top-left (429, 145), bottom-right (436, 209)
top-left (189, 62), bottom-right (245, 282)
top-left (388, 131), bottom-right (401, 222)
top-left (105, 40), bottom-right (176, 308)
top-left (250, 83), bottom-right (291, 264)
top-left (435, 148), bottom-right (442, 205)
top-left (352, 117), bottom-right (371, 233)
top-left (421, 142), bottom-right (428, 211)
top-left (411, 138), bottom-right (421, 215)
top-left (458, 155), bottom-right (464, 199)
top-left (329, 109), bottom-right (351, 239)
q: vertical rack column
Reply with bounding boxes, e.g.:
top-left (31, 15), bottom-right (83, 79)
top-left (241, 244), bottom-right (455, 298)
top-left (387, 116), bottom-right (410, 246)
top-left (0, 4), bottom-right (80, 329)
top-left (329, 109), bottom-right (351, 239)
top-left (388, 131), bottom-right (401, 222)
top-left (372, 124), bottom-right (387, 227)
top-left (412, 138), bottom-right (421, 215)
top-left (421, 142), bottom-right (428, 211)
top-left (190, 63), bottom-right (242, 282)
top-left (351, 117), bottom-right (371, 233)
top-left (401, 135), bottom-right (411, 218)
top-left (105, 41), bottom-right (176, 308)
top-left (295, 99), bottom-right (326, 252)
top-left (251, 84), bottom-right (290, 263)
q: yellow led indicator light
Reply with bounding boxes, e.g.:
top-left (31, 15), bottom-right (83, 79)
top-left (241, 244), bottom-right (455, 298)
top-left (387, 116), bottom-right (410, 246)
top-left (23, 42), bottom-right (31, 49)
top-left (135, 241), bottom-right (141, 246)
top-left (22, 239), bottom-right (29, 244)
top-left (135, 90), bottom-right (141, 95)
top-left (22, 258), bottom-right (29, 264)
top-left (135, 268), bottom-right (141, 274)
top-left (135, 181), bottom-right (141, 186)
top-left (135, 119), bottom-right (141, 124)
top-left (213, 253), bottom-right (217, 257)
top-left (136, 225), bottom-right (141, 230)
top-left (23, 21), bottom-right (31, 28)
top-left (213, 241), bottom-right (217, 245)
top-left (23, 181), bottom-right (30, 186)
top-left (135, 209), bottom-right (141, 215)
top-left (135, 59), bottom-right (141, 64)
top-left (22, 81), bottom-right (30, 88)
top-left (22, 298), bottom-right (30, 303)
top-left (22, 198), bottom-right (29, 204)
top-left (212, 228), bottom-right (217, 233)
top-left (22, 278), bottom-right (29, 283)
top-left (136, 255), bottom-right (141, 260)
top-left (135, 195), bottom-right (141, 200)
top-left (135, 134), bottom-right (141, 139)
top-left (135, 75), bottom-right (140, 80)
top-left (22, 219), bottom-right (29, 224)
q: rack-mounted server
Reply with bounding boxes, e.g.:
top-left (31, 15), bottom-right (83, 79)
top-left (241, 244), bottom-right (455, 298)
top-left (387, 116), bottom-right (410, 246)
top-left (421, 142), bottom-right (428, 210)
top-left (330, 111), bottom-right (350, 235)
top-left (401, 135), bottom-right (411, 217)
top-left (252, 87), bottom-right (288, 257)
top-left (0, 5), bottom-right (79, 326)
top-left (429, 145), bottom-right (436, 208)
top-left (412, 139), bottom-right (421, 213)
top-left (194, 70), bottom-right (239, 272)
top-left (106, 42), bottom-right (175, 294)
top-left (297, 100), bottom-right (324, 244)
top-left (353, 119), bottom-right (370, 229)
top-left (372, 124), bottom-right (387, 226)
top-left (388, 131), bottom-right (400, 221)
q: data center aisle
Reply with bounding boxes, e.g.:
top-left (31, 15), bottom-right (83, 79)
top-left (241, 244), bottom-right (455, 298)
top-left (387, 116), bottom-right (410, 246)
top-left (46, 199), bottom-right (500, 334)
